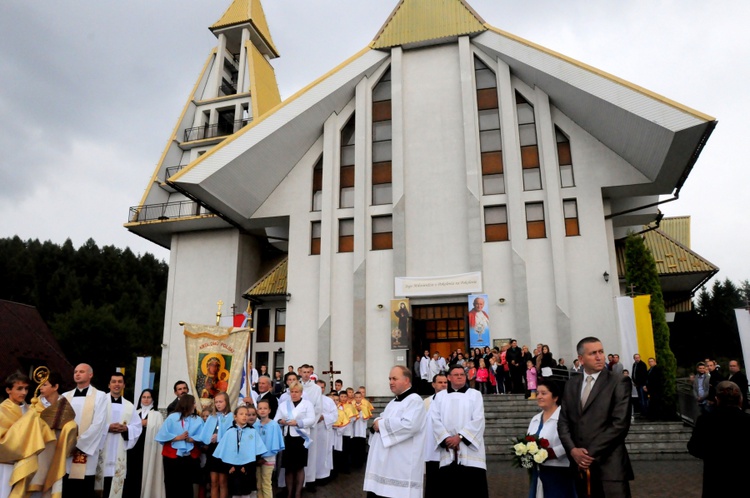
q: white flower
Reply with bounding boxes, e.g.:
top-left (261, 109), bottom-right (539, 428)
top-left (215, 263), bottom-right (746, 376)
top-left (533, 449), bottom-right (548, 464)
top-left (526, 441), bottom-right (539, 454)
top-left (521, 455), bottom-right (534, 469)
top-left (514, 443), bottom-right (528, 456)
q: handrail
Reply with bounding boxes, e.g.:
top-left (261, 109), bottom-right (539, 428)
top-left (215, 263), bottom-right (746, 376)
top-left (128, 200), bottom-right (213, 223)
top-left (183, 118), bottom-right (252, 142)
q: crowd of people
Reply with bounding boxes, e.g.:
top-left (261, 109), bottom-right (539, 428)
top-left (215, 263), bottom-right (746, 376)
top-left (369, 336), bottom-right (635, 498)
top-left (0, 362), bottom-right (380, 498)
top-left (3, 346), bottom-right (749, 498)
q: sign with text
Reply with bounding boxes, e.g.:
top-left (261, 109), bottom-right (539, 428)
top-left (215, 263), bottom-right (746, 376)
top-left (394, 272), bottom-right (482, 297)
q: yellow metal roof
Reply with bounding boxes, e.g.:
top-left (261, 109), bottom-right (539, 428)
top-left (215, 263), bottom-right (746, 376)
top-left (616, 229), bottom-right (717, 277)
top-left (244, 257), bottom-right (288, 297)
top-left (371, 0), bottom-right (487, 49)
top-left (655, 216), bottom-right (691, 247)
top-left (211, 0), bottom-right (278, 57)
top-left (247, 41), bottom-right (281, 118)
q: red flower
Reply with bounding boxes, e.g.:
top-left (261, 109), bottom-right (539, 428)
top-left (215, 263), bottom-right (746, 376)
top-left (525, 435), bottom-right (535, 442)
top-left (539, 438), bottom-right (550, 449)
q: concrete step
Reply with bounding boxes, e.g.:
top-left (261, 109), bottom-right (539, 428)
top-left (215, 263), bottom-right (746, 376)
top-left (368, 394), bottom-right (693, 459)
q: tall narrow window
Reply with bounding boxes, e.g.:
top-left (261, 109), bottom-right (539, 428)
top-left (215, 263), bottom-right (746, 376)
top-left (310, 221), bottom-right (321, 255)
top-left (484, 205), bottom-right (509, 242)
top-left (372, 215), bottom-right (393, 250)
top-left (556, 127), bottom-right (575, 188)
top-left (340, 116), bottom-right (355, 208)
top-left (475, 58), bottom-right (504, 195)
top-left (274, 309), bottom-right (286, 342)
top-left (256, 308), bottom-right (270, 342)
top-left (339, 218), bottom-right (354, 252)
top-left (563, 199), bottom-right (580, 236)
top-left (372, 69), bottom-right (393, 205)
top-left (525, 202), bottom-right (546, 239)
top-left (516, 92), bottom-right (542, 191)
top-left (312, 156), bottom-right (323, 211)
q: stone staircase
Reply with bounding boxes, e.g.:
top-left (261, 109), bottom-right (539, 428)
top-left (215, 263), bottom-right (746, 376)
top-left (368, 393), bottom-right (693, 461)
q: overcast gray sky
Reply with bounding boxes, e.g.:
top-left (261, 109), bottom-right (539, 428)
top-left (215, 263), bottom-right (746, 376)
top-left (1, 1), bottom-right (747, 286)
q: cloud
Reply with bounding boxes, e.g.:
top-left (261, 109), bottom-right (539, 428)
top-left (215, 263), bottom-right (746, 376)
top-left (0, 0), bottom-right (747, 283)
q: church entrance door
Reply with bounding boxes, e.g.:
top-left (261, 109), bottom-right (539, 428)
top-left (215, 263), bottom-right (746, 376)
top-left (411, 303), bottom-right (467, 366)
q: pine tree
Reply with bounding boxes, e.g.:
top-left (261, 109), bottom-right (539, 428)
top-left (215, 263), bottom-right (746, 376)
top-left (624, 233), bottom-right (677, 420)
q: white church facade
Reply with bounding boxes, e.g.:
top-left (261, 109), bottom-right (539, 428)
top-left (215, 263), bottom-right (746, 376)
top-left (126, 0), bottom-right (716, 399)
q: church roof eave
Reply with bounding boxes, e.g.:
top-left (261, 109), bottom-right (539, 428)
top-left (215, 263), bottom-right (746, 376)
top-left (615, 225), bottom-right (719, 296)
top-left (473, 29), bottom-right (716, 197)
top-left (167, 48), bottom-right (389, 227)
top-left (243, 257), bottom-right (288, 300)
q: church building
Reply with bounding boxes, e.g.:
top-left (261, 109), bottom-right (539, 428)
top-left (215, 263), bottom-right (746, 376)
top-left (126, 0), bottom-right (716, 399)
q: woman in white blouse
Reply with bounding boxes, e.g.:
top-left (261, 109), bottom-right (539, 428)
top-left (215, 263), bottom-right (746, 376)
top-left (526, 379), bottom-right (577, 498)
top-left (274, 382), bottom-right (315, 498)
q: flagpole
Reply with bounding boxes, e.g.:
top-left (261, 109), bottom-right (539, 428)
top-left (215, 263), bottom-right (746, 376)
top-left (245, 302), bottom-right (255, 402)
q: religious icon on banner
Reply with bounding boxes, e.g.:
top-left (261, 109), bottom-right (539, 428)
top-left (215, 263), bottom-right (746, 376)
top-left (183, 323), bottom-right (250, 410)
top-left (390, 299), bottom-right (411, 350)
top-left (196, 353), bottom-right (232, 399)
top-left (468, 294), bottom-right (490, 347)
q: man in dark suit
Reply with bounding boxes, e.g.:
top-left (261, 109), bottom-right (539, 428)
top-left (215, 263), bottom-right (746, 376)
top-left (688, 380), bottom-right (750, 497)
top-left (643, 357), bottom-right (664, 420)
top-left (630, 354), bottom-right (648, 415)
top-left (255, 375), bottom-right (278, 419)
top-left (558, 337), bottom-right (633, 498)
top-left (727, 359), bottom-right (749, 411)
top-left (505, 339), bottom-right (524, 394)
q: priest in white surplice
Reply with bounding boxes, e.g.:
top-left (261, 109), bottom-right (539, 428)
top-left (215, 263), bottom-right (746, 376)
top-left (300, 365), bottom-right (322, 491)
top-left (363, 366), bottom-right (426, 498)
top-left (423, 372), bottom-right (448, 498)
top-left (315, 380), bottom-right (338, 482)
top-left (62, 363), bottom-right (109, 498)
top-left (430, 365), bottom-right (488, 497)
top-left (95, 372), bottom-right (143, 498)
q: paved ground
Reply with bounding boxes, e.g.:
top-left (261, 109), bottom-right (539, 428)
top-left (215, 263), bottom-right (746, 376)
top-left (286, 458), bottom-right (704, 498)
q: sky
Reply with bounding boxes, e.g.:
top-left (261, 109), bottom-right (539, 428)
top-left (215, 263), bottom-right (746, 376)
top-left (0, 0), bottom-right (747, 286)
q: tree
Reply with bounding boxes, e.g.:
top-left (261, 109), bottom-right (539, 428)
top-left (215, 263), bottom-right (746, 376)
top-left (625, 233), bottom-right (678, 420)
top-left (694, 278), bottom-right (745, 360)
top-left (0, 236), bottom-right (168, 397)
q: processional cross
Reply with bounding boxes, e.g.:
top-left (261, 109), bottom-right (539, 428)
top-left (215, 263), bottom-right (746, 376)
top-left (627, 284), bottom-right (637, 297)
top-left (216, 300), bottom-right (224, 326)
top-left (322, 360), bottom-right (341, 393)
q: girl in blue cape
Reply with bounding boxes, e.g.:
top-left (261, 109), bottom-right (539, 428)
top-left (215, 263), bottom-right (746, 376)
top-left (254, 398), bottom-right (285, 498)
top-left (199, 392), bottom-right (234, 498)
top-left (154, 394), bottom-right (205, 498)
top-left (213, 405), bottom-right (267, 498)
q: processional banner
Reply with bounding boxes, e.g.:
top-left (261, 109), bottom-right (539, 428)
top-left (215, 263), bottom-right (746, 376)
top-left (183, 323), bottom-right (251, 409)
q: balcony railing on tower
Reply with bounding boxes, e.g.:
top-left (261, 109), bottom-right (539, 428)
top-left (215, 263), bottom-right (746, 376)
top-left (128, 200), bottom-right (213, 223)
top-left (183, 118), bottom-right (252, 142)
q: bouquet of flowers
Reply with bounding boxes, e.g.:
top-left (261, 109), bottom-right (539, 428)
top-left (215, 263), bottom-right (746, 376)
top-left (510, 434), bottom-right (555, 470)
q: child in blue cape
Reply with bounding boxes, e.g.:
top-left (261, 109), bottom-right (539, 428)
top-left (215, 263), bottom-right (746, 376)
top-left (213, 405), bottom-right (267, 498)
top-left (199, 392), bottom-right (234, 498)
top-left (254, 398), bottom-right (285, 498)
top-left (154, 394), bottom-right (205, 498)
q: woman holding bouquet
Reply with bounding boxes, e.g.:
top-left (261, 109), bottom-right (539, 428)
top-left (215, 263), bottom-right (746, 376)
top-left (526, 379), bottom-right (577, 498)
